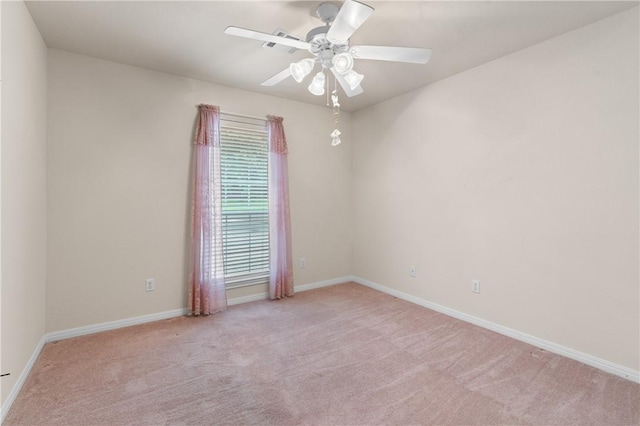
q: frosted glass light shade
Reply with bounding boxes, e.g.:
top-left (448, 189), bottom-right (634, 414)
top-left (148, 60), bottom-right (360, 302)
top-left (332, 53), bottom-right (354, 74)
top-left (330, 128), bottom-right (342, 146)
top-left (343, 70), bottom-right (364, 90)
top-left (308, 71), bottom-right (326, 96)
top-left (290, 59), bottom-right (315, 83)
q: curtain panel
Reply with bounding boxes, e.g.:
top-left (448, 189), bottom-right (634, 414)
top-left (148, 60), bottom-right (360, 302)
top-left (267, 115), bottom-right (294, 299)
top-left (188, 104), bottom-right (227, 315)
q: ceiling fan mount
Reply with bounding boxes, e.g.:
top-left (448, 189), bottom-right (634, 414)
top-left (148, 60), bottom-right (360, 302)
top-left (314, 2), bottom-right (340, 25)
top-left (224, 0), bottom-right (432, 98)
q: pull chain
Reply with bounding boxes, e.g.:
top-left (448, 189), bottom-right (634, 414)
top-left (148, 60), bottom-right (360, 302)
top-left (326, 75), bottom-right (330, 107)
top-left (330, 75), bottom-right (342, 146)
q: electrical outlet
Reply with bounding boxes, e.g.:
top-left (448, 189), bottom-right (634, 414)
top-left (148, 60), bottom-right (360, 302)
top-left (299, 258), bottom-right (306, 268)
top-left (145, 278), bottom-right (155, 292)
top-left (409, 266), bottom-right (416, 277)
top-left (472, 279), bottom-right (480, 294)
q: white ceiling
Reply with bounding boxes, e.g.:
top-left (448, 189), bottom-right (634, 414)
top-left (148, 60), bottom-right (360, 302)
top-left (25, 1), bottom-right (638, 112)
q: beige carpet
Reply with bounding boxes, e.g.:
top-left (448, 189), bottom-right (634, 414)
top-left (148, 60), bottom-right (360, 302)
top-left (5, 282), bottom-right (639, 425)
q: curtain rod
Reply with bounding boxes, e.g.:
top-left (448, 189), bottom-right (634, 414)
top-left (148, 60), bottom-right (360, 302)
top-left (220, 111), bottom-right (267, 122)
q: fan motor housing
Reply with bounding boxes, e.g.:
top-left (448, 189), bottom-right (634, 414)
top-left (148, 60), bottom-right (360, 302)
top-left (306, 25), bottom-right (330, 43)
top-left (307, 25), bottom-right (349, 67)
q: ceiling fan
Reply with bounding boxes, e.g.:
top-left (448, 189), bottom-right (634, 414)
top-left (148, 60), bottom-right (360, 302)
top-left (224, 0), bottom-right (432, 98)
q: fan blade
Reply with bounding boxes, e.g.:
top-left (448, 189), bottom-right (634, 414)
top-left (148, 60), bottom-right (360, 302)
top-left (224, 26), bottom-right (310, 50)
top-left (350, 45), bottom-right (432, 64)
top-left (326, 0), bottom-right (374, 44)
top-left (331, 68), bottom-right (363, 97)
top-left (261, 67), bottom-right (292, 86)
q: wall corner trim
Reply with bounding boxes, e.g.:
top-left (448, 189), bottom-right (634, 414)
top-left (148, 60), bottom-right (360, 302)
top-left (352, 276), bottom-right (640, 384)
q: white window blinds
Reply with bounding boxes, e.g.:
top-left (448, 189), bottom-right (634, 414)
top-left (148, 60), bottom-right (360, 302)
top-left (219, 114), bottom-right (269, 288)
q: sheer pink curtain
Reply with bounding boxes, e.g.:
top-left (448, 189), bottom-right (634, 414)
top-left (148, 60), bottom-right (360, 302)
top-left (188, 104), bottom-right (227, 315)
top-left (267, 115), bottom-right (294, 299)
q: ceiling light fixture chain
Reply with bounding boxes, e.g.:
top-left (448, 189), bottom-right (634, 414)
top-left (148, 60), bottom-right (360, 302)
top-left (331, 75), bottom-right (342, 146)
top-left (333, 77), bottom-right (340, 128)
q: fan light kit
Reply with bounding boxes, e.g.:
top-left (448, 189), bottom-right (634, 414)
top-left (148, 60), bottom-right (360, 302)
top-left (308, 71), bottom-right (327, 96)
top-left (224, 0), bottom-right (432, 145)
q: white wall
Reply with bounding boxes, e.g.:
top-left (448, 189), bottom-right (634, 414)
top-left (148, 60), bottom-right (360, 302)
top-left (5, 4), bottom-right (637, 402)
top-left (46, 50), bottom-right (352, 332)
top-left (1, 0), bottom-right (48, 405)
top-left (352, 8), bottom-right (639, 371)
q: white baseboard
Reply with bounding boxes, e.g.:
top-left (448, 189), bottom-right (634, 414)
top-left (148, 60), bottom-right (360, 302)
top-left (45, 308), bottom-right (189, 343)
top-left (353, 276), bottom-right (640, 383)
top-left (227, 292), bottom-right (269, 305)
top-left (8, 273), bottom-right (631, 423)
top-left (44, 275), bottom-right (352, 341)
top-left (1, 307), bottom-right (187, 422)
top-left (1, 336), bottom-right (47, 424)
top-left (227, 276), bottom-right (353, 305)
top-left (295, 275), bottom-right (355, 292)
top-left (2, 275), bottom-right (353, 421)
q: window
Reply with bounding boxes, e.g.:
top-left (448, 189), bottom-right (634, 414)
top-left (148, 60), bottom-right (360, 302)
top-left (219, 114), bottom-right (269, 288)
